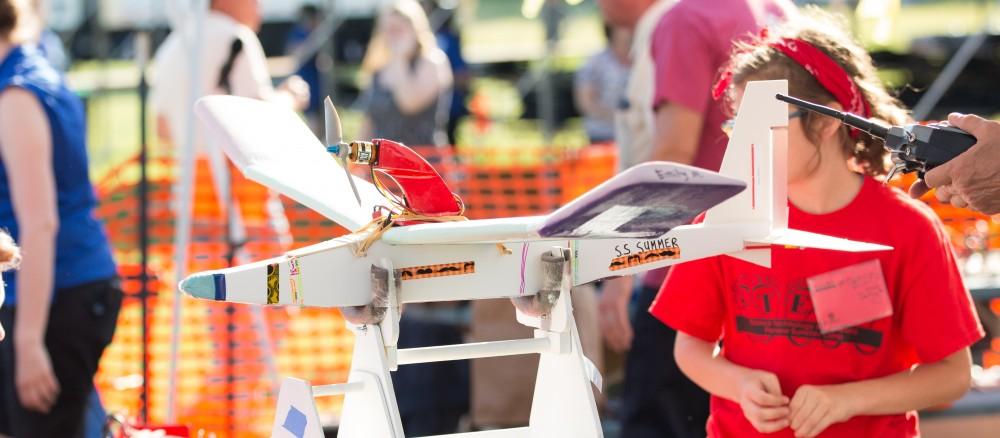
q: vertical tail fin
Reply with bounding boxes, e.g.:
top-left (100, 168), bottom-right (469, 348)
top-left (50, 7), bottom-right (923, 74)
top-left (704, 80), bottom-right (790, 267)
top-left (704, 80), bottom-right (892, 265)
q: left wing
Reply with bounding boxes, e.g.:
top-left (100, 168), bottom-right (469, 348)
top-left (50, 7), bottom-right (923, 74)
top-left (195, 96), bottom-right (386, 232)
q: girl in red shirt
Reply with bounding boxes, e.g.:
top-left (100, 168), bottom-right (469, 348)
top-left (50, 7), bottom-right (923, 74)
top-left (650, 13), bottom-right (984, 438)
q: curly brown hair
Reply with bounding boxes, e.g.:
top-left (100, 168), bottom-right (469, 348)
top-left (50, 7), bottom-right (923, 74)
top-left (0, 0), bottom-right (35, 43)
top-left (723, 9), bottom-right (910, 176)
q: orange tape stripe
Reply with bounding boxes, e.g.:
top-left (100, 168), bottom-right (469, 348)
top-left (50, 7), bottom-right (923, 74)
top-left (609, 247), bottom-right (681, 271)
top-left (398, 261), bottom-right (475, 280)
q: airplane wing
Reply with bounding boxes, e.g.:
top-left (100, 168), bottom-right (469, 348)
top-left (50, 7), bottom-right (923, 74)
top-left (195, 96), bottom-right (386, 232)
top-left (379, 162), bottom-right (747, 245)
top-left (194, 97), bottom-right (748, 245)
top-left (537, 162), bottom-right (746, 238)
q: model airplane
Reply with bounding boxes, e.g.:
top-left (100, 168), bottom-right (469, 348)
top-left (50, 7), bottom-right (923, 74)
top-left (180, 80), bottom-right (891, 438)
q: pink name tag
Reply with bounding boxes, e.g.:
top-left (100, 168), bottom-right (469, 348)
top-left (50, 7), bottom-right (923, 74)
top-left (806, 259), bottom-right (893, 334)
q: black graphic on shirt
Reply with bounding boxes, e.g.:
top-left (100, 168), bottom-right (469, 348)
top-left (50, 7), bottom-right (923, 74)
top-left (732, 274), bottom-right (883, 354)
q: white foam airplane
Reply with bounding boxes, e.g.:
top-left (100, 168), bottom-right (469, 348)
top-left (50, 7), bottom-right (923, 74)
top-left (179, 80), bottom-right (890, 438)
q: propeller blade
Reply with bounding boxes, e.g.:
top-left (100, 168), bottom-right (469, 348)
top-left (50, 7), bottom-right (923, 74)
top-left (340, 156), bottom-right (363, 207)
top-left (325, 96), bottom-right (363, 207)
top-left (324, 96), bottom-right (343, 146)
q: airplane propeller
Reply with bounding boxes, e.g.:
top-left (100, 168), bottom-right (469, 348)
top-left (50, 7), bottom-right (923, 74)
top-left (324, 96), bottom-right (363, 207)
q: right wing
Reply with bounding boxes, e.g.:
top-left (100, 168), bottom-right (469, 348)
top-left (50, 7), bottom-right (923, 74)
top-left (538, 162), bottom-right (746, 239)
top-left (380, 162), bottom-right (747, 245)
top-left (195, 95), bottom-right (386, 232)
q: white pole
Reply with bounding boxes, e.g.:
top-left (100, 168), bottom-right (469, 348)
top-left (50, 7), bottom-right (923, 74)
top-left (395, 337), bottom-right (553, 365)
top-left (167, 0), bottom-right (207, 423)
top-left (911, 0), bottom-right (999, 120)
top-left (912, 31), bottom-right (989, 120)
top-left (289, 0), bottom-right (346, 73)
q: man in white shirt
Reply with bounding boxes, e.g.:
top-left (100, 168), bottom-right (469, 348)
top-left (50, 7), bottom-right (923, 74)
top-left (153, 0), bottom-right (308, 249)
top-left (153, 0), bottom-right (309, 150)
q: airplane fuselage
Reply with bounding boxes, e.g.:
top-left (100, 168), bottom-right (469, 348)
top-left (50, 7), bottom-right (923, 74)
top-left (181, 221), bottom-right (765, 308)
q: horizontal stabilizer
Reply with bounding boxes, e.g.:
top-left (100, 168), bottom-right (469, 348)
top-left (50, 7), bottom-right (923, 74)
top-left (746, 228), bottom-right (892, 253)
top-left (727, 248), bottom-right (772, 268)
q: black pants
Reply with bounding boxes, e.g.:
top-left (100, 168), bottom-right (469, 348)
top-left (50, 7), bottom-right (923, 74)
top-left (622, 285), bottom-right (710, 438)
top-left (392, 316), bottom-right (469, 437)
top-left (0, 279), bottom-right (122, 438)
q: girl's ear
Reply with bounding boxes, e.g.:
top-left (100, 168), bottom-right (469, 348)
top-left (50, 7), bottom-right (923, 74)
top-left (816, 100), bottom-right (846, 142)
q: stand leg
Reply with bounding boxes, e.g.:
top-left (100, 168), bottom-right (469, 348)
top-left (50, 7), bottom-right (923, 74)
top-left (525, 250), bottom-right (603, 437)
top-left (339, 325), bottom-right (404, 438)
top-left (527, 313), bottom-right (603, 437)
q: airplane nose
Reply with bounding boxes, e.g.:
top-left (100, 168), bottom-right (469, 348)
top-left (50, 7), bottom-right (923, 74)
top-left (179, 273), bottom-right (225, 301)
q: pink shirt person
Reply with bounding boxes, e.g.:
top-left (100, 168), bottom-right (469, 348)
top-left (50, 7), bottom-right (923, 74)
top-left (644, 0), bottom-right (795, 289)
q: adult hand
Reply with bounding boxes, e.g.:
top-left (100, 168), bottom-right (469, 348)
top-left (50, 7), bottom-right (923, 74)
top-left (278, 75), bottom-right (310, 111)
top-left (598, 276), bottom-right (633, 352)
top-left (909, 113), bottom-right (1000, 215)
top-left (15, 339), bottom-right (60, 413)
top-left (789, 384), bottom-right (858, 438)
top-left (738, 369), bottom-right (790, 433)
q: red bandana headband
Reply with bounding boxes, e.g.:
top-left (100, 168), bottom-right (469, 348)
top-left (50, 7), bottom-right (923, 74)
top-left (713, 36), bottom-right (872, 137)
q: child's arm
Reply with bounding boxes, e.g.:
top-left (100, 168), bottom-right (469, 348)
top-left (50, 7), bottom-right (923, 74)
top-left (675, 331), bottom-right (791, 433)
top-left (789, 348), bottom-right (972, 438)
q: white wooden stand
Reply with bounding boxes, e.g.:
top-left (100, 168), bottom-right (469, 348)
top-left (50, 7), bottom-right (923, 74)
top-left (271, 249), bottom-right (603, 438)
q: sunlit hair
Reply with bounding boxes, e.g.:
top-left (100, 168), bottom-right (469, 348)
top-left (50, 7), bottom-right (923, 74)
top-left (359, 0), bottom-right (439, 85)
top-left (0, 231), bottom-right (20, 272)
top-left (724, 8), bottom-right (909, 176)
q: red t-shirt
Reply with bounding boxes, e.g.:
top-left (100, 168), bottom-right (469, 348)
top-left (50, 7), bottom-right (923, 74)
top-left (644, 0), bottom-right (796, 289)
top-left (650, 176), bottom-right (984, 438)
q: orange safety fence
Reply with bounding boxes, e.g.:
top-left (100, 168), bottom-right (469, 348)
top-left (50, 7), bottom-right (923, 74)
top-left (92, 144), bottom-right (998, 436)
top-left (888, 173), bottom-right (1000, 255)
top-left (94, 153), bottom-right (353, 437)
